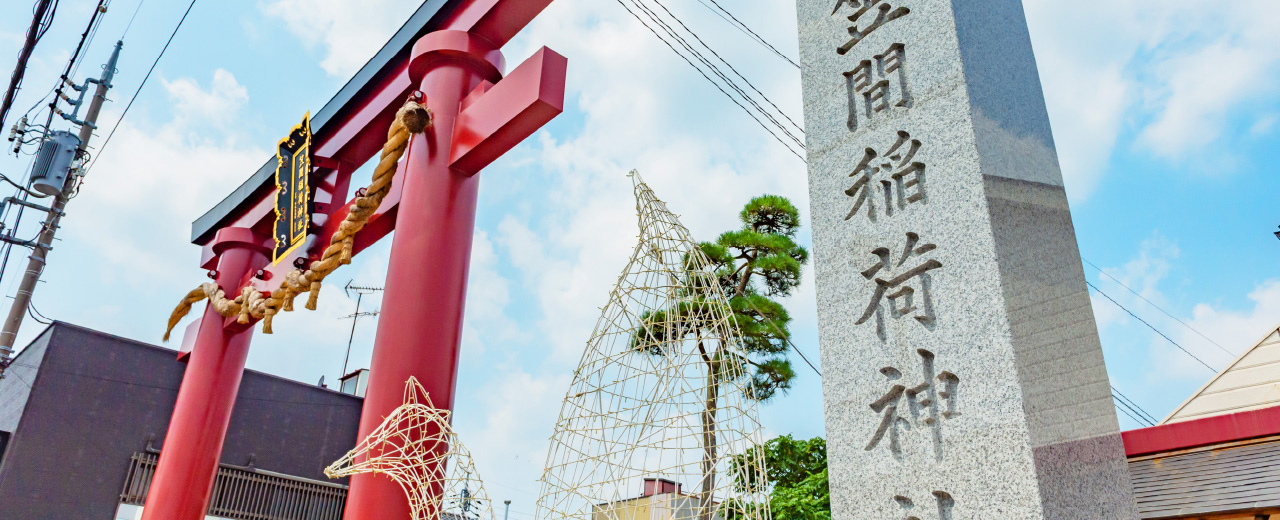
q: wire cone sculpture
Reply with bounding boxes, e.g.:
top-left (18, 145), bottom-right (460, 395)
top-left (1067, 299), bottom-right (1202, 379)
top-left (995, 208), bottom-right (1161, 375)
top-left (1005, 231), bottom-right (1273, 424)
top-left (535, 172), bottom-right (773, 520)
top-left (326, 377), bottom-right (493, 520)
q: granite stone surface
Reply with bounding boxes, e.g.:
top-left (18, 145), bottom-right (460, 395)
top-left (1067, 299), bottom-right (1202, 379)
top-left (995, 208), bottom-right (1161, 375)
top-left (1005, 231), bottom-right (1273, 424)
top-left (795, 0), bottom-right (1139, 518)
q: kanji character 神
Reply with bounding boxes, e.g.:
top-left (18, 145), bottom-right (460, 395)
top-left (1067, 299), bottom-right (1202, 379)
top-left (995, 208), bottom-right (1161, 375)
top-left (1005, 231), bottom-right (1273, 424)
top-left (845, 130), bottom-right (926, 222)
top-left (865, 348), bottom-right (960, 460)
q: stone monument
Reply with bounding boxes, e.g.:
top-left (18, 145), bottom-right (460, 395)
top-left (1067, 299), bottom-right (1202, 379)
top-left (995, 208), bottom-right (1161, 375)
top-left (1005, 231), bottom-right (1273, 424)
top-left (796, 0), bottom-right (1139, 518)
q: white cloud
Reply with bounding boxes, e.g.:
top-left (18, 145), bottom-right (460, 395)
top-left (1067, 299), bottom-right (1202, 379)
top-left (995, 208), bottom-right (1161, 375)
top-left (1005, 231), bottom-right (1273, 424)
top-left (1250, 113), bottom-right (1278, 136)
top-left (460, 231), bottom-right (518, 357)
top-left (1139, 38), bottom-right (1277, 157)
top-left (259, 0), bottom-right (423, 77)
top-left (162, 69), bottom-right (250, 129)
top-left (1087, 237), bottom-right (1277, 384)
top-left (1156, 280), bottom-right (1280, 379)
top-left (458, 368), bottom-right (570, 510)
top-left (1089, 236), bottom-right (1179, 330)
top-left (62, 69), bottom-right (264, 287)
top-left (1024, 0), bottom-right (1280, 197)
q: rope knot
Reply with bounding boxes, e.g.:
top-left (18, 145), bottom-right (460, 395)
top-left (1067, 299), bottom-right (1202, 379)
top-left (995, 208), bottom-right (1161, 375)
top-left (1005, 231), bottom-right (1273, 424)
top-left (397, 100), bottom-right (432, 134)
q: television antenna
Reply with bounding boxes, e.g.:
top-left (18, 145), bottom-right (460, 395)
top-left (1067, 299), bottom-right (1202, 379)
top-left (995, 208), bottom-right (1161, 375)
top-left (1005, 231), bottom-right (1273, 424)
top-left (341, 280), bottom-right (383, 377)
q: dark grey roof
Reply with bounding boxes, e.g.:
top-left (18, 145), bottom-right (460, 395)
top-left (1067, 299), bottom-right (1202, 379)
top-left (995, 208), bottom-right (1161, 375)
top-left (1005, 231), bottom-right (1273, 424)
top-left (0, 322), bottom-right (363, 519)
top-left (190, 0), bottom-right (454, 244)
top-left (1130, 436), bottom-right (1280, 519)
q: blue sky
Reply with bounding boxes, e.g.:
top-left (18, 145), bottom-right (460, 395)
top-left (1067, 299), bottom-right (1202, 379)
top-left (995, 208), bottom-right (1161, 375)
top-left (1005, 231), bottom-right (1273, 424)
top-left (1, 0), bottom-right (1279, 515)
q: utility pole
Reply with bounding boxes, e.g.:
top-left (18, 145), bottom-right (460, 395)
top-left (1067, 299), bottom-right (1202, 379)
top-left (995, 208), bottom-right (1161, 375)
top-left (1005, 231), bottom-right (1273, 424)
top-left (0, 40), bottom-right (122, 367)
top-left (503, 500), bottom-right (511, 520)
top-left (340, 281), bottom-right (383, 377)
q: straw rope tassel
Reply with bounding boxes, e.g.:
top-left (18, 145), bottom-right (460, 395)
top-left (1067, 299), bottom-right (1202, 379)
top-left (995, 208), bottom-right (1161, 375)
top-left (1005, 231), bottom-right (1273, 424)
top-left (162, 96), bottom-right (431, 341)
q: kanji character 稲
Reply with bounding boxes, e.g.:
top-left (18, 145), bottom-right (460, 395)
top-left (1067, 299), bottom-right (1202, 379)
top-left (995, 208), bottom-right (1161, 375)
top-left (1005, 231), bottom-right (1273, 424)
top-left (844, 130), bottom-right (926, 222)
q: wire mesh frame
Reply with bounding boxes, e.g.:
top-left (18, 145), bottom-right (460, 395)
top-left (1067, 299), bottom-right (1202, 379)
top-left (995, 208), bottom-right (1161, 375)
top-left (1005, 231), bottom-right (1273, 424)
top-left (325, 377), bottom-right (495, 520)
top-left (535, 172), bottom-right (773, 520)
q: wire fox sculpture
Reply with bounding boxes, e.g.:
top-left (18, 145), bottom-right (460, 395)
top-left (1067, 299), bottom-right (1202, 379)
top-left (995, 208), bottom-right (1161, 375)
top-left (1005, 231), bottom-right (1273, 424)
top-left (535, 172), bottom-right (773, 520)
top-left (326, 377), bottom-right (493, 520)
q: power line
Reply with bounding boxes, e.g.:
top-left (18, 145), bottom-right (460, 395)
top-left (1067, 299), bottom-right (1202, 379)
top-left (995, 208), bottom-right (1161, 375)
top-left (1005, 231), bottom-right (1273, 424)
top-left (693, 0), bottom-right (798, 69)
top-left (1111, 385), bottom-right (1158, 427)
top-left (1111, 393), bottom-right (1149, 427)
top-left (742, 299), bottom-right (822, 378)
top-left (612, 0), bottom-right (806, 161)
top-left (120, 0), bottom-right (146, 39)
top-left (614, 0), bottom-right (801, 159)
top-left (1082, 257), bottom-right (1236, 359)
top-left (1087, 280), bottom-right (1219, 373)
top-left (88, 0), bottom-right (198, 172)
top-left (645, 0), bottom-right (803, 136)
top-left (628, 0), bottom-right (800, 143)
top-left (26, 302), bottom-right (51, 324)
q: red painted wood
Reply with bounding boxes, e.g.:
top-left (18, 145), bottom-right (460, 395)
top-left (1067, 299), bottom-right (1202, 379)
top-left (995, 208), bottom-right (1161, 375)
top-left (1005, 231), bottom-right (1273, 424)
top-left (196, 0), bottom-right (560, 282)
top-left (342, 29), bottom-right (502, 520)
top-left (450, 47), bottom-right (566, 174)
top-left (1123, 405), bottom-right (1280, 457)
top-left (442, 0), bottom-right (558, 47)
top-left (141, 228), bottom-right (271, 520)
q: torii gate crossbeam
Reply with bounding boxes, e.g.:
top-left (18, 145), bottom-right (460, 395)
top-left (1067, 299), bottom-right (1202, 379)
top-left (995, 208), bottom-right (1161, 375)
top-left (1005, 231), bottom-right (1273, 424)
top-left (143, 1), bottom-right (565, 518)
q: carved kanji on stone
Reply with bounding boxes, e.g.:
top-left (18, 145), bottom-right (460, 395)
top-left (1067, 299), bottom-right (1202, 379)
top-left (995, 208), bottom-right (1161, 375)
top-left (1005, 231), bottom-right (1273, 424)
top-left (865, 348), bottom-right (959, 460)
top-left (895, 491), bottom-right (955, 520)
top-left (855, 231), bottom-right (940, 339)
top-left (845, 130), bottom-right (925, 222)
top-left (832, 0), bottom-right (910, 55)
top-left (844, 43), bottom-right (910, 131)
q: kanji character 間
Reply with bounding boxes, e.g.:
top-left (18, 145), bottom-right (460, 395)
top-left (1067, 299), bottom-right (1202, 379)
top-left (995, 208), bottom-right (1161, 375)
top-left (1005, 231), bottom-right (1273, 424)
top-left (844, 43), bottom-right (910, 131)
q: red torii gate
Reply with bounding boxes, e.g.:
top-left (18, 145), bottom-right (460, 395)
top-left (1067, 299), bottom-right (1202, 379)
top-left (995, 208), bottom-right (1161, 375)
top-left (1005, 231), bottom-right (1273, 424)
top-left (143, 1), bottom-right (566, 519)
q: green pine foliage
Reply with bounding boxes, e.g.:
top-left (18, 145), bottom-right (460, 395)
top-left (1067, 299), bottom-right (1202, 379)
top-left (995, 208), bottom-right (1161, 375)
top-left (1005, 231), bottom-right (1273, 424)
top-left (701, 195), bottom-right (809, 400)
top-left (630, 194), bottom-right (809, 399)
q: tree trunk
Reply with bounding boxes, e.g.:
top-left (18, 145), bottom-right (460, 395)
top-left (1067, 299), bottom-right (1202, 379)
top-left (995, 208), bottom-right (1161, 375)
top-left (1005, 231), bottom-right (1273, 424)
top-left (734, 264), bottom-right (753, 298)
top-left (700, 362), bottom-right (719, 520)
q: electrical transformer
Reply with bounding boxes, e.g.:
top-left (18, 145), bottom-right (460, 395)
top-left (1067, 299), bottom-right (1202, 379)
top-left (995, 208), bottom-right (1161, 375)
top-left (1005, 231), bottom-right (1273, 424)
top-left (29, 131), bottom-right (81, 197)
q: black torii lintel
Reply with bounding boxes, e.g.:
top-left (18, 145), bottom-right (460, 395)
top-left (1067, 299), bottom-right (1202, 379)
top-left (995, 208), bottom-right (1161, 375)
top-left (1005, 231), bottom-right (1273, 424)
top-left (190, 0), bottom-right (462, 244)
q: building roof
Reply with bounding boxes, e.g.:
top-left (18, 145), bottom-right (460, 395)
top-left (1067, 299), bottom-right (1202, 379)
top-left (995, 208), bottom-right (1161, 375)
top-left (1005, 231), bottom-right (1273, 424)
top-left (1162, 325), bottom-right (1280, 424)
top-left (1122, 325), bottom-right (1280, 520)
top-left (0, 322), bottom-right (363, 519)
top-left (1129, 435), bottom-right (1280, 519)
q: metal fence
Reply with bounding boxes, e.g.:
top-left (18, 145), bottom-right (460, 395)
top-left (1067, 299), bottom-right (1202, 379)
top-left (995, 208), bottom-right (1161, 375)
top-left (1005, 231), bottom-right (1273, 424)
top-left (120, 452), bottom-right (348, 520)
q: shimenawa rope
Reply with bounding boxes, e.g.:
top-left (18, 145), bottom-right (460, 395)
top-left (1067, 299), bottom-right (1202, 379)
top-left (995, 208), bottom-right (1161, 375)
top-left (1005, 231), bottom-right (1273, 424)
top-left (163, 96), bottom-right (432, 341)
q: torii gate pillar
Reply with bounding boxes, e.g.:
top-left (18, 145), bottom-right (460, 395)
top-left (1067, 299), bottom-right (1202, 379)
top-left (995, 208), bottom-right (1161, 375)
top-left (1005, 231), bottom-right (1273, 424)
top-left (142, 228), bottom-right (271, 520)
top-left (346, 8), bottom-right (566, 520)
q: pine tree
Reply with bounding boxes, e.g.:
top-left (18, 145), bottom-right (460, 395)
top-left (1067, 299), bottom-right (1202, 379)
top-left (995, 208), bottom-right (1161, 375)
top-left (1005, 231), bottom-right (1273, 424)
top-left (632, 195), bottom-right (809, 520)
